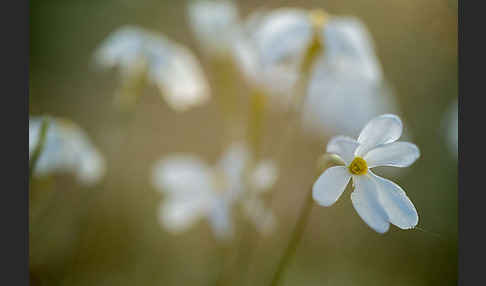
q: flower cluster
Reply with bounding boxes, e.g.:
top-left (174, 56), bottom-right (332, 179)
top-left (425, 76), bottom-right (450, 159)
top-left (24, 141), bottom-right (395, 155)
top-left (30, 0), bottom-right (440, 244)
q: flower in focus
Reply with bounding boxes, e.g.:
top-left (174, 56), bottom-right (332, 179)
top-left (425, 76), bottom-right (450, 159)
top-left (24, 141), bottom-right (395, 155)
top-left (95, 26), bottom-right (210, 111)
top-left (442, 100), bottom-right (458, 158)
top-left (152, 143), bottom-right (278, 239)
top-left (29, 116), bottom-right (106, 186)
top-left (312, 114), bottom-right (420, 233)
top-left (187, 0), bottom-right (239, 57)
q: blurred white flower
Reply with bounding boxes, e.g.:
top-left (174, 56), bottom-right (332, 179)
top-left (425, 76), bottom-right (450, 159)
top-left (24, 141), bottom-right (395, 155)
top-left (243, 8), bottom-right (400, 134)
top-left (95, 26), bottom-right (210, 111)
top-left (187, 0), bottom-right (239, 56)
top-left (312, 114), bottom-right (420, 233)
top-left (152, 143), bottom-right (277, 239)
top-left (29, 116), bottom-right (106, 186)
top-left (232, 10), bottom-right (300, 102)
top-left (442, 100), bottom-right (458, 158)
top-left (302, 67), bottom-right (400, 138)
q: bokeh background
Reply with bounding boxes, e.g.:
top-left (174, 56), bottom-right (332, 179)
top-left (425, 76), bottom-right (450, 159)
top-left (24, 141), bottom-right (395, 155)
top-left (29, 0), bottom-right (458, 285)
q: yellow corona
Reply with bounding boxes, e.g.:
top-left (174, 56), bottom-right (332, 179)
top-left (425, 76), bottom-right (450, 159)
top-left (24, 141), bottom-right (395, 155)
top-left (349, 157), bottom-right (368, 175)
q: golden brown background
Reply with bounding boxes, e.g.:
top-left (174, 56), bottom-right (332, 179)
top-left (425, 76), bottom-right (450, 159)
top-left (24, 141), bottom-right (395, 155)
top-left (30, 0), bottom-right (457, 285)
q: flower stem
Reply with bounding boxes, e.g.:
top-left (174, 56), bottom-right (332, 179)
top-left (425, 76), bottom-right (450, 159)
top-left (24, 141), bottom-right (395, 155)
top-left (29, 116), bottom-right (50, 182)
top-left (269, 187), bottom-right (314, 286)
top-left (248, 89), bottom-right (267, 162)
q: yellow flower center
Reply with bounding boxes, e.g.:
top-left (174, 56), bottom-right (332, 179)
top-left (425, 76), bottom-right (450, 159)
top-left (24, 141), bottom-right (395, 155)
top-left (349, 157), bottom-right (368, 175)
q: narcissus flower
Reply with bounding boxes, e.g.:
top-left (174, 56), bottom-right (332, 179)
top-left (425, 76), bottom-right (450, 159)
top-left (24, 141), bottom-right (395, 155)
top-left (29, 116), bottom-right (106, 186)
top-left (95, 26), bottom-right (210, 111)
top-left (312, 114), bottom-right (420, 233)
top-left (152, 143), bottom-right (277, 239)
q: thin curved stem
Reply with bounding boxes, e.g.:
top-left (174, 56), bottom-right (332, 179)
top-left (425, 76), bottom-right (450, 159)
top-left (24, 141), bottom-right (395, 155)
top-left (269, 187), bottom-right (314, 286)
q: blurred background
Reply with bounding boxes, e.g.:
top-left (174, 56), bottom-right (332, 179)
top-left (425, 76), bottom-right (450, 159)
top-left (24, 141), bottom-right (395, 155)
top-left (29, 0), bottom-right (457, 285)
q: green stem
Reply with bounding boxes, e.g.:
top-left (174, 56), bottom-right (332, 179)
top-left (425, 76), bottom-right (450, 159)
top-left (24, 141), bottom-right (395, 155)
top-left (248, 89), bottom-right (266, 162)
top-left (29, 117), bottom-right (50, 182)
top-left (269, 187), bottom-right (314, 286)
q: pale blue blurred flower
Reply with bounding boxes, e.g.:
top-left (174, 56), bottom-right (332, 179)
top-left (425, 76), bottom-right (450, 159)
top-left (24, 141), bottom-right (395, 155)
top-left (313, 114), bottom-right (420, 233)
top-left (152, 143), bottom-right (277, 239)
top-left (29, 116), bottom-right (106, 186)
top-left (95, 26), bottom-right (210, 111)
top-left (442, 100), bottom-right (458, 158)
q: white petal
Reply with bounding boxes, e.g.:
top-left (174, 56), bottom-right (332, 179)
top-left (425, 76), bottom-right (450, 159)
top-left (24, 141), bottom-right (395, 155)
top-left (302, 62), bottom-right (399, 138)
top-left (323, 17), bottom-right (382, 82)
top-left (29, 117), bottom-right (43, 157)
top-left (364, 141), bottom-right (420, 168)
top-left (208, 196), bottom-right (234, 239)
top-left (356, 114), bottom-right (403, 156)
top-left (250, 160), bottom-right (278, 192)
top-left (150, 44), bottom-right (210, 111)
top-left (351, 175), bottom-right (389, 233)
top-left (255, 8), bottom-right (313, 66)
top-left (77, 148), bottom-right (106, 186)
top-left (312, 166), bottom-right (351, 207)
top-left (30, 117), bottom-right (106, 185)
top-left (326, 136), bottom-right (359, 165)
top-left (187, 0), bottom-right (239, 55)
top-left (94, 26), bottom-right (146, 70)
top-left (158, 198), bottom-right (208, 233)
top-left (369, 172), bottom-right (418, 229)
top-left (217, 142), bottom-right (249, 187)
top-left (442, 100), bottom-right (458, 158)
top-left (152, 155), bottom-right (213, 196)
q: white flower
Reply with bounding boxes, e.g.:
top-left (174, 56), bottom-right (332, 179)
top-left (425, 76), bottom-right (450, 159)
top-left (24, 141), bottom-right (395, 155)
top-left (302, 70), bottom-right (400, 137)
top-left (95, 26), bottom-right (210, 111)
top-left (253, 9), bottom-right (400, 137)
top-left (231, 10), bottom-right (300, 101)
top-left (255, 9), bottom-right (382, 80)
top-left (187, 0), bottom-right (239, 56)
top-left (152, 143), bottom-right (277, 239)
top-left (29, 116), bottom-right (106, 186)
top-left (442, 100), bottom-right (458, 158)
top-left (312, 114), bottom-right (420, 233)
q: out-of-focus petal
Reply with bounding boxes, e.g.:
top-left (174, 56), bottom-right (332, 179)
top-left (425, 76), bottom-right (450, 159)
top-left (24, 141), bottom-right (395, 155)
top-left (255, 8), bottom-right (313, 66)
top-left (326, 136), bottom-right (359, 165)
top-left (208, 196), bottom-right (234, 239)
top-left (158, 198), bottom-right (209, 234)
top-left (364, 142), bottom-right (420, 168)
top-left (312, 166), bottom-right (351, 207)
top-left (250, 160), bottom-right (278, 192)
top-left (150, 44), bottom-right (211, 111)
top-left (355, 114), bottom-right (403, 156)
top-left (369, 172), bottom-right (418, 230)
top-left (443, 100), bottom-right (458, 158)
top-left (302, 74), bottom-right (399, 138)
top-left (350, 175), bottom-right (389, 233)
top-left (217, 142), bottom-right (249, 192)
top-left (152, 155), bottom-right (213, 196)
top-left (187, 0), bottom-right (239, 55)
top-left (323, 17), bottom-right (382, 82)
top-left (29, 116), bottom-right (106, 186)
